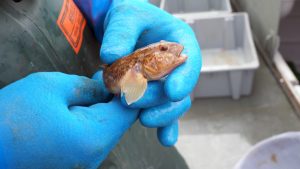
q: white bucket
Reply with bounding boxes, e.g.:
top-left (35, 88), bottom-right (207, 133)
top-left (234, 132), bottom-right (300, 169)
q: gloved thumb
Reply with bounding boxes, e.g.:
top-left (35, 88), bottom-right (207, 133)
top-left (100, 2), bottom-right (148, 64)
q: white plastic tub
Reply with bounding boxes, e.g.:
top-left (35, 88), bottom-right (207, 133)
top-left (234, 132), bottom-right (300, 169)
top-left (179, 13), bottom-right (259, 99)
top-left (161, 0), bottom-right (232, 14)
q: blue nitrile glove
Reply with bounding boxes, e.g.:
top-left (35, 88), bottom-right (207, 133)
top-left (74, 0), bottom-right (202, 146)
top-left (0, 72), bottom-right (139, 169)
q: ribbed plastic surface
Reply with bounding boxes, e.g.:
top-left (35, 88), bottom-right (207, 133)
top-left (161, 0), bottom-right (232, 14)
top-left (177, 13), bottom-right (259, 99)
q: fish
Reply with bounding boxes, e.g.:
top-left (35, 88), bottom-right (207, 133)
top-left (103, 40), bottom-right (188, 105)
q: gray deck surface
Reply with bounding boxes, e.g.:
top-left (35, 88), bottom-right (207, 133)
top-left (175, 59), bottom-right (300, 169)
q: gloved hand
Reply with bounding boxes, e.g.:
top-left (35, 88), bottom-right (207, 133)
top-left (0, 72), bottom-right (139, 169)
top-left (74, 0), bottom-right (202, 146)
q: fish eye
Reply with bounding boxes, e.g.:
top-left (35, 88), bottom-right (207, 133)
top-left (159, 45), bottom-right (168, 51)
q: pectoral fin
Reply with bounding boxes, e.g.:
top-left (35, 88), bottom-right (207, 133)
top-left (120, 68), bottom-right (147, 105)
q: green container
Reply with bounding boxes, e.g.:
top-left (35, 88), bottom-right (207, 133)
top-left (0, 0), bottom-right (188, 168)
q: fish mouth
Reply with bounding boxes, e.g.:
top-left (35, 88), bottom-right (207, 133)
top-left (178, 54), bottom-right (188, 62)
top-left (177, 44), bottom-right (187, 60)
top-left (175, 44), bottom-right (187, 62)
top-left (166, 42), bottom-right (184, 57)
top-left (179, 44), bottom-right (184, 53)
top-left (177, 44), bottom-right (184, 57)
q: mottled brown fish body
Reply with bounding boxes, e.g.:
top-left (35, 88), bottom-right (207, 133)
top-left (103, 55), bottom-right (139, 94)
top-left (103, 41), bottom-right (187, 104)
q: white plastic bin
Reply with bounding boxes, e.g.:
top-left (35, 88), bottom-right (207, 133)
top-left (178, 13), bottom-right (259, 99)
top-left (149, 0), bottom-right (161, 7)
top-left (161, 0), bottom-right (232, 14)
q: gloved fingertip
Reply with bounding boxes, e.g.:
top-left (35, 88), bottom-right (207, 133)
top-left (100, 26), bottom-right (141, 64)
top-left (164, 73), bottom-right (193, 102)
top-left (91, 70), bottom-right (103, 80)
top-left (157, 122), bottom-right (179, 147)
top-left (101, 7), bottom-right (146, 64)
top-left (183, 96), bottom-right (192, 110)
top-left (140, 96), bottom-right (191, 128)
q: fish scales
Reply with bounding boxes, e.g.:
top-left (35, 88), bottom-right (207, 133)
top-left (103, 41), bottom-right (187, 104)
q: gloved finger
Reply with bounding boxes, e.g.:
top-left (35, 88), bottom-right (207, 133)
top-left (100, 4), bottom-right (148, 64)
top-left (140, 97), bottom-right (191, 128)
top-left (120, 81), bottom-right (168, 108)
top-left (136, 19), bottom-right (202, 101)
top-left (164, 23), bottom-right (202, 101)
top-left (157, 121), bottom-right (179, 147)
top-left (91, 70), bottom-right (104, 80)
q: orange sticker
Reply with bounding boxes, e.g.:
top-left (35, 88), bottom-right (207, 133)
top-left (57, 0), bottom-right (86, 54)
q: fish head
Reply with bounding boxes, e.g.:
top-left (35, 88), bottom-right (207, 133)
top-left (142, 41), bottom-right (187, 80)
